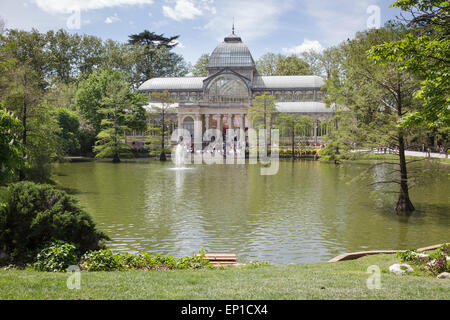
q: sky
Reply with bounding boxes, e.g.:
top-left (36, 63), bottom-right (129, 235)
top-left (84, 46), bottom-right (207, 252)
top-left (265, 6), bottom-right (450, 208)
top-left (0, 0), bottom-right (403, 65)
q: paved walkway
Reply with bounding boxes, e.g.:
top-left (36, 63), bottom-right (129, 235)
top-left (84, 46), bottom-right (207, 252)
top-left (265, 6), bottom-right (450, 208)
top-left (366, 149), bottom-right (448, 159)
top-left (404, 150), bottom-right (448, 159)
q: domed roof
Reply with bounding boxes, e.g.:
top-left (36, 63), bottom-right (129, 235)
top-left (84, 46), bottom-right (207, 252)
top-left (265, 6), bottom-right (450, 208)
top-left (207, 33), bottom-right (256, 69)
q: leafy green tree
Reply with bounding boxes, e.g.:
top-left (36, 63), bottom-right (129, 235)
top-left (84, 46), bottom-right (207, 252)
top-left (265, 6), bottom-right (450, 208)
top-left (1, 64), bottom-right (61, 182)
top-left (146, 91), bottom-right (176, 161)
top-left (192, 54), bottom-right (209, 76)
top-left (369, 0), bottom-right (449, 127)
top-left (128, 30), bottom-right (179, 49)
top-left (326, 24), bottom-right (420, 213)
top-left (89, 69), bottom-right (147, 163)
top-left (326, 25), bottom-right (421, 213)
top-left (276, 54), bottom-right (311, 75)
top-left (256, 53), bottom-right (311, 76)
top-left (256, 53), bottom-right (279, 76)
top-left (0, 103), bottom-right (27, 184)
top-left (249, 92), bottom-right (277, 146)
top-left (128, 30), bottom-right (188, 85)
top-left (55, 108), bottom-right (80, 156)
top-left (275, 114), bottom-right (303, 159)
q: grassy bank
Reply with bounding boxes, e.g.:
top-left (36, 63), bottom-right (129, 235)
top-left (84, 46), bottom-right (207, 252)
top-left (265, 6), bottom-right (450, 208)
top-left (1, 254), bottom-right (448, 300)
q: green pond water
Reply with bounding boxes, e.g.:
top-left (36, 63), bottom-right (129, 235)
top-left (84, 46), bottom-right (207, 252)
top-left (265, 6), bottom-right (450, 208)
top-left (53, 159), bottom-right (449, 264)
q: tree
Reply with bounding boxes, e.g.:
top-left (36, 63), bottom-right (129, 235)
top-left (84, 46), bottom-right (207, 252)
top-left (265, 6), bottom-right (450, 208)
top-left (256, 53), bottom-right (312, 76)
top-left (146, 91), bottom-right (176, 161)
top-left (128, 30), bottom-right (188, 85)
top-left (192, 54), bottom-right (209, 76)
top-left (55, 108), bottom-right (80, 156)
top-left (249, 92), bottom-right (277, 146)
top-left (325, 25), bottom-right (421, 213)
top-left (1, 64), bottom-right (61, 182)
top-left (274, 113), bottom-right (307, 159)
top-left (276, 54), bottom-right (311, 75)
top-left (0, 103), bottom-right (27, 184)
top-left (256, 53), bottom-right (278, 76)
top-left (128, 30), bottom-right (179, 49)
top-left (369, 0), bottom-right (449, 127)
top-left (90, 69), bottom-right (147, 163)
top-left (301, 48), bottom-right (343, 79)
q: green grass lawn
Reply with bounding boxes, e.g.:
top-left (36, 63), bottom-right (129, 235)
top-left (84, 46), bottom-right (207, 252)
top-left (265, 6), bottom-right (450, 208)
top-left (1, 254), bottom-right (448, 300)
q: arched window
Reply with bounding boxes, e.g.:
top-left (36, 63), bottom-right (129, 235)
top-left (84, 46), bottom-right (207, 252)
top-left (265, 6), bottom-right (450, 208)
top-left (206, 75), bottom-right (249, 104)
top-left (315, 91), bottom-right (323, 101)
top-left (183, 116), bottom-right (194, 136)
top-left (294, 91), bottom-right (303, 101)
top-left (179, 92), bottom-right (187, 102)
top-left (305, 90), bottom-right (314, 101)
top-left (189, 92), bottom-right (197, 102)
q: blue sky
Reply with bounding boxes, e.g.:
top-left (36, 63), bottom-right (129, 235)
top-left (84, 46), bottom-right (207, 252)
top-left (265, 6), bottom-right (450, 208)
top-left (0, 0), bottom-right (402, 65)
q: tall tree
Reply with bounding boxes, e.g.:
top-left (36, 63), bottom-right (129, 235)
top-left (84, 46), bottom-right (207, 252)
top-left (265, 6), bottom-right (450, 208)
top-left (326, 25), bottom-right (421, 213)
top-left (249, 92), bottom-right (277, 146)
top-left (369, 0), bottom-right (449, 127)
top-left (256, 53), bottom-right (312, 76)
top-left (1, 64), bottom-right (62, 182)
top-left (128, 30), bottom-right (187, 85)
top-left (0, 103), bottom-right (27, 184)
top-left (192, 54), bottom-right (209, 76)
top-left (92, 69), bottom-right (148, 163)
top-left (128, 30), bottom-right (179, 49)
top-left (146, 91), bottom-right (176, 161)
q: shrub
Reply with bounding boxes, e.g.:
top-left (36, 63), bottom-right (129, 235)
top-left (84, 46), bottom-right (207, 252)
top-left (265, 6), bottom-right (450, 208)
top-left (33, 241), bottom-right (79, 272)
top-left (397, 249), bottom-right (417, 262)
top-left (80, 249), bottom-right (124, 271)
top-left (426, 255), bottom-right (449, 275)
top-left (80, 249), bottom-right (211, 271)
top-left (0, 181), bottom-right (109, 265)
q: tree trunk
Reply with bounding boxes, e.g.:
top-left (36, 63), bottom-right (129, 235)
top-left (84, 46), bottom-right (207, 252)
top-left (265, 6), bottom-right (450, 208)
top-left (19, 100), bottom-right (27, 181)
top-left (394, 81), bottom-right (414, 214)
top-left (396, 133), bottom-right (414, 213)
top-left (160, 110), bottom-right (166, 161)
top-left (291, 127), bottom-right (295, 160)
top-left (112, 153), bottom-right (121, 163)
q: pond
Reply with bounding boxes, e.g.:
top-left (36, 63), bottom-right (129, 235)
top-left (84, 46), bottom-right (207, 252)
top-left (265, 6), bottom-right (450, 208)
top-left (53, 159), bottom-right (449, 264)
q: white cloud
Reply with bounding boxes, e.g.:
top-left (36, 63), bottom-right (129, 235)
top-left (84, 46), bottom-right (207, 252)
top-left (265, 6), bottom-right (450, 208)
top-left (170, 39), bottom-right (185, 48)
top-left (105, 13), bottom-right (120, 24)
top-left (303, 0), bottom-right (375, 45)
top-left (162, 0), bottom-right (202, 21)
top-left (282, 39), bottom-right (324, 54)
top-left (201, 0), bottom-right (291, 42)
top-left (33, 0), bottom-right (154, 14)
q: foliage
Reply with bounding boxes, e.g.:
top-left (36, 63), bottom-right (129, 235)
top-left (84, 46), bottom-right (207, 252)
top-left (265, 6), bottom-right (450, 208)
top-left (80, 249), bottom-right (125, 271)
top-left (76, 68), bottom-right (147, 162)
top-left (127, 30), bottom-right (187, 85)
top-left (55, 108), bottom-right (80, 156)
top-left (0, 103), bottom-right (27, 184)
top-left (369, 0), bottom-right (449, 127)
top-left (192, 54), bottom-right (209, 76)
top-left (397, 249), bottom-right (417, 262)
top-left (249, 92), bottom-right (277, 129)
top-left (0, 181), bottom-right (109, 265)
top-left (1, 64), bottom-right (62, 182)
top-left (325, 24), bottom-right (421, 212)
top-left (80, 249), bottom-right (211, 271)
top-left (33, 241), bottom-right (79, 272)
top-left (256, 53), bottom-right (312, 76)
top-left (146, 90), bottom-right (176, 161)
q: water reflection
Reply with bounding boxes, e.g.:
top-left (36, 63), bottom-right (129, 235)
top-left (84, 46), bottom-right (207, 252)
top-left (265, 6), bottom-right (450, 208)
top-left (53, 160), bottom-right (450, 264)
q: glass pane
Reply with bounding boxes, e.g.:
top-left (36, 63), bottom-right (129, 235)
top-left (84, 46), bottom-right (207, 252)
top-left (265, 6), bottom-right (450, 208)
top-left (206, 75), bottom-right (249, 104)
top-left (305, 91), bottom-right (314, 101)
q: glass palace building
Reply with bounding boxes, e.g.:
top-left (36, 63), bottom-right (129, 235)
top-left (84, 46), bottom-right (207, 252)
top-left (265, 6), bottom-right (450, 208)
top-left (138, 31), bottom-right (334, 141)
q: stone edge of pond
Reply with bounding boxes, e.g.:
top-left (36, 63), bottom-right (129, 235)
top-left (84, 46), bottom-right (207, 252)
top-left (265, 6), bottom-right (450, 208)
top-left (328, 243), bottom-right (448, 262)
